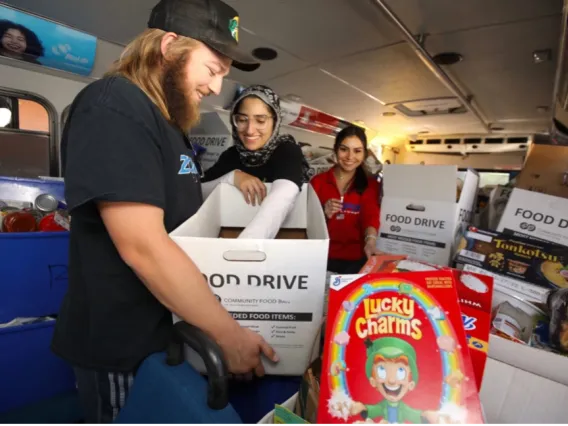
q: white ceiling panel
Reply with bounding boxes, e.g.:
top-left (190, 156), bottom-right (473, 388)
top-left (228, 31), bottom-right (309, 83)
top-left (321, 43), bottom-right (453, 104)
top-left (426, 16), bottom-right (560, 123)
top-left (264, 66), bottom-right (487, 137)
top-left (223, 0), bottom-right (402, 63)
top-left (266, 66), bottom-right (393, 128)
top-left (383, 0), bottom-right (562, 35)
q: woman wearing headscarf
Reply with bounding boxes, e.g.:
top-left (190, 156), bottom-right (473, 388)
top-left (202, 85), bottom-right (314, 239)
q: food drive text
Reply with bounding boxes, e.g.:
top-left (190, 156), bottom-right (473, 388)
top-left (355, 296), bottom-right (422, 340)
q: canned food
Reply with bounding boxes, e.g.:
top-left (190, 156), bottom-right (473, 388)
top-left (38, 212), bottom-right (67, 232)
top-left (2, 211), bottom-right (37, 232)
top-left (23, 208), bottom-right (44, 224)
top-left (0, 206), bottom-right (20, 231)
top-left (34, 193), bottom-right (59, 213)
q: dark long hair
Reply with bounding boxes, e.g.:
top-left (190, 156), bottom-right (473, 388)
top-left (334, 125), bottom-right (369, 195)
top-left (0, 20), bottom-right (44, 58)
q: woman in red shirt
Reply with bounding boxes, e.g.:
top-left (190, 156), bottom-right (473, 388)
top-left (311, 125), bottom-right (380, 274)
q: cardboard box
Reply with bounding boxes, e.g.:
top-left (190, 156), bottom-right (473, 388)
top-left (169, 183), bottom-right (329, 375)
top-left (497, 188), bottom-right (568, 247)
top-left (480, 357), bottom-right (568, 423)
top-left (487, 332), bottom-right (568, 388)
top-left (378, 165), bottom-right (479, 266)
top-left (454, 226), bottom-right (568, 303)
top-left (516, 144), bottom-right (568, 200)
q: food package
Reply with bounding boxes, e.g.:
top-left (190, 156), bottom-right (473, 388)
top-left (317, 272), bottom-right (484, 424)
top-left (547, 288), bottom-right (568, 353)
top-left (360, 255), bottom-right (493, 391)
top-left (293, 354), bottom-right (322, 424)
top-left (274, 404), bottom-right (309, 424)
top-left (454, 226), bottom-right (568, 302)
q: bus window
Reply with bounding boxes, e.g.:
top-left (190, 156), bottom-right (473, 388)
top-left (18, 99), bottom-right (49, 132)
top-left (0, 91), bottom-right (57, 178)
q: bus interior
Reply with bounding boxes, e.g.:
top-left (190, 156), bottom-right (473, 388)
top-left (1, 0), bottom-right (568, 423)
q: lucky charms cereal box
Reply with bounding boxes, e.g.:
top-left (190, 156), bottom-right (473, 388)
top-left (317, 272), bottom-right (483, 424)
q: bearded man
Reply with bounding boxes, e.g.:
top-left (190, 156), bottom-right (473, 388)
top-left (51, 0), bottom-right (277, 422)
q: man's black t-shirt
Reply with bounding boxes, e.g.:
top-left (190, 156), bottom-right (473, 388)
top-left (51, 76), bottom-right (203, 372)
top-left (202, 143), bottom-right (304, 189)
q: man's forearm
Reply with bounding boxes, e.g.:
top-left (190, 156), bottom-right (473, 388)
top-left (124, 233), bottom-right (240, 343)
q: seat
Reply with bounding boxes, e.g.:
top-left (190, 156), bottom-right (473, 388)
top-left (115, 322), bottom-right (242, 424)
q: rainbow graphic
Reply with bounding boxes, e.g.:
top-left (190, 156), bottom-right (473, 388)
top-left (328, 277), bottom-right (463, 408)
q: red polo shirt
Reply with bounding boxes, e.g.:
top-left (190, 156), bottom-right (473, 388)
top-left (311, 169), bottom-right (380, 261)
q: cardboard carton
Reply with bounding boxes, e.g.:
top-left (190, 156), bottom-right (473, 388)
top-left (377, 165), bottom-right (479, 265)
top-left (497, 188), bottom-right (568, 247)
top-left (515, 144), bottom-right (568, 200)
top-left (169, 183), bottom-right (329, 375)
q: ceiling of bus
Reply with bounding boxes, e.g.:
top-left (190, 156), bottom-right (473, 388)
top-left (3, 0), bottom-right (563, 139)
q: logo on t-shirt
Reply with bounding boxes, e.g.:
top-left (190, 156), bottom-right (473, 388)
top-left (178, 154), bottom-right (199, 176)
top-left (342, 202), bottom-right (361, 214)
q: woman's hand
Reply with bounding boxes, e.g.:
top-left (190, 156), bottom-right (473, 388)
top-left (364, 236), bottom-right (379, 259)
top-left (324, 199), bottom-right (343, 219)
top-left (234, 170), bottom-right (267, 206)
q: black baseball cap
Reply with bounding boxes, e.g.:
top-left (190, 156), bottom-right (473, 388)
top-left (148, 0), bottom-right (260, 72)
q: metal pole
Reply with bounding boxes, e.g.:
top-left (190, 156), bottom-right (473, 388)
top-left (552, 0), bottom-right (568, 111)
top-left (369, 0), bottom-right (491, 132)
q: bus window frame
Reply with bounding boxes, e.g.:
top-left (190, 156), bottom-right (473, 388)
top-left (0, 86), bottom-right (59, 176)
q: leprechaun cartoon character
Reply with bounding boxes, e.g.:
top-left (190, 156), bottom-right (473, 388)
top-left (350, 337), bottom-right (440, 424)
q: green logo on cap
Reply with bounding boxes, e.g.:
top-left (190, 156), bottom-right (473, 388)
top-left (229, 16), bottom-right (239, 42)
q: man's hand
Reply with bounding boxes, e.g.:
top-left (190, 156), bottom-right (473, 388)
top-left (234, 170), bottom-right (266, 206)
top-left (219, 327), bottom-right (279, 377)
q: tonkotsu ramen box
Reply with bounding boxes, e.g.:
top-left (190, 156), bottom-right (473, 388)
top-left (317, 272), bottom-right (484, 424)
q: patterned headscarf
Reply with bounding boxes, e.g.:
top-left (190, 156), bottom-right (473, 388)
top-left (230, 85), bottom-right (314, 182)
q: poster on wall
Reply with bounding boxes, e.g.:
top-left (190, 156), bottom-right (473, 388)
top-left (0, 5), bottom-right (97, 76)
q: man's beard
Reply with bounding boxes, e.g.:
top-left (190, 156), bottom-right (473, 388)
top-left (162, 55), bottom-right (201, 132)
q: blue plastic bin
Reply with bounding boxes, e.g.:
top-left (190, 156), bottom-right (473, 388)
top-left (0, 319), bottom-right (77, 414)
top-left (228, 376), bottom-right (302, 423)
top-left (0, 176), bottom-right (69, 323)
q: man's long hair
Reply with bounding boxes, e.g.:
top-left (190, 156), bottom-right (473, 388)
top-left (106, 29), bottom-right (200, 125)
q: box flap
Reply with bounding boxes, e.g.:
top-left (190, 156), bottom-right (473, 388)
top-left (488, 334), bottom-right (568, 386)
top-left (170, 188), bottom-right (222, 238)
top-left (306, 185), bottom-right (329, 240)
top-left (383, 164), bottom-right (459, 202)
top-left (497, 188), bottom-right (568, 247)
top-left (456, 170), bottom-right (480, 224)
